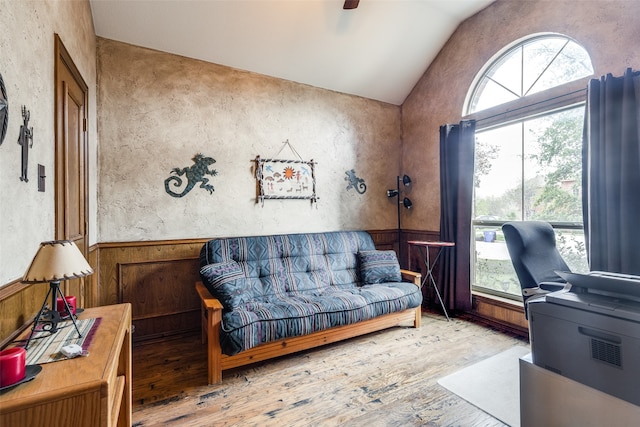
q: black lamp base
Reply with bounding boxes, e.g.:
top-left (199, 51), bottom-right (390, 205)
top-left (24, 280), bottom-right (82, 350)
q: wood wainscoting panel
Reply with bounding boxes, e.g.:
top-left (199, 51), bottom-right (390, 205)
top-left (97, 240), bottom-right (207, 308)
top-left (471, 292), bottom-right (528, 337)
top-left (368, 229), bottom-right (398, 252)
top-left (98, 240), bottom-right (207, 342)
top-left (0, 280), bottom-right (48, 347)
top-left (120, 258), bottom-right (201, 341)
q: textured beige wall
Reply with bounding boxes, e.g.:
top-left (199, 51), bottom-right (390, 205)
top-left (402, 0), bottom-right (640, 232)
top-left (96, 39), bottom-right (401, 242)
top-left (5, 0), bottom-right (634, 283)
top-left (0, 0), bottom-right (97, 284)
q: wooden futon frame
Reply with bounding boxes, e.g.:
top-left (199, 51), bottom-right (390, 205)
top-left (196, 270), bottom-right (422, 384)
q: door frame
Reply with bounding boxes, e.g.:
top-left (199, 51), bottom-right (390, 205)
top-left (54, 34), bottom-right (91, 304)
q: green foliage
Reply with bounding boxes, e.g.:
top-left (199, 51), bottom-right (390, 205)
top-left (474, 137), bottom-right (499, 189)
top-left (556, 232), bottom-right (589, 273)
top-left (474, 258), bottom-right (521, 295)
top-left (474, 109), bottom-right (583, 222)
top-left (529, 109), bottom-right (583, 221)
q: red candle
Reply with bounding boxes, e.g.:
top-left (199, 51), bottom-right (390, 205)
top-left (0, 347), bottom-right (26, 387)
top-left (56, 295), bottom-right (77, 315)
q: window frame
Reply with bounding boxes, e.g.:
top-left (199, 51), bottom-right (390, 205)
top-left (463, 34), bottom-right (594, 301)
top-left (463, 33), bottom-right (594, 117)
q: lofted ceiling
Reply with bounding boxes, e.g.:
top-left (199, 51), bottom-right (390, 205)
top-left (89, 0), bottom-right (494, 105)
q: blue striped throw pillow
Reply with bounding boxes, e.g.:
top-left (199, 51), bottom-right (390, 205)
top-left (358, 250), bottom-right (402, 284)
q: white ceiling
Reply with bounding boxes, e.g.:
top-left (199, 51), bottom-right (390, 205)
top-left (89, 0), bottom-right (494, 105)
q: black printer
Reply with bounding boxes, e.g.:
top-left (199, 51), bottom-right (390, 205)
top-left (528, 271), bottom-right (640, 406)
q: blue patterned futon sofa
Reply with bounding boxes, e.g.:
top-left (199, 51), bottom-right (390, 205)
top-left (196, 230), bottom-right (423, 384)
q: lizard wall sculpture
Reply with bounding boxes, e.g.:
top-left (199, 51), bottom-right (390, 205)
top-left (344, 169), bottom-right (366, 194)
top-left (165, 153), bottom-right (218, 198)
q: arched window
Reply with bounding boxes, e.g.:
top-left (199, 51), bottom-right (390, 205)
top-left (466, 34), bottom-right (593, 115)
top-left (465, 34), bottom-right (593, 300)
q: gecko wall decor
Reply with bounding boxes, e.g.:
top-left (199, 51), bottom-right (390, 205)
top-left (344, 169), bottom-right (366, 194)
top-left (164, 153), bottom-right (218, 198)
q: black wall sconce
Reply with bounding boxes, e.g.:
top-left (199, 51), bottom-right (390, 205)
top-left (387, 174), bottom-right (412, 264)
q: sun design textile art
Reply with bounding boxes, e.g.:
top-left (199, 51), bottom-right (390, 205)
top-left (262, 164), bottom-right (311, 196)
top-left (283, 166), bottom-right (298, 180)
top-left (255, 156), bottom-right (318, 204)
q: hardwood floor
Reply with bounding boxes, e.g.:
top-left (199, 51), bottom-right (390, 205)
top-left (132, 310), bottom-right (528, 426)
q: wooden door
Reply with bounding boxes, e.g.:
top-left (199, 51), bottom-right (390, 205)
top-left (54, 35), bottom-right (90, 306)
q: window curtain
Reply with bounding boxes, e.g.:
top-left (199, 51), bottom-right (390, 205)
top-left (438, 120), bottom-right (476, 312)
top-left (582, 68), bottom-right (640, 274)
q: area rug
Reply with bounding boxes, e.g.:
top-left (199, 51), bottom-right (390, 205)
top-left (438, 345), bottom-right (530, 427)
top-left (16, 317), bottom-right (101, 365)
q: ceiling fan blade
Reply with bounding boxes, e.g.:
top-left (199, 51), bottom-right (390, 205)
top-left (343, 0), bottom-right (360, 10)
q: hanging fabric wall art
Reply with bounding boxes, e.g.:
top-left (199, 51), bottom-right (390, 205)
top-left (255, 140), bottom-right (317, 205)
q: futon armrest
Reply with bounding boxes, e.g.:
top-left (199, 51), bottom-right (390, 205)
top-left (401, 269), bottom-right (422, 287)
top-left (195, 281), bottom-right (225, 384)
top-left (195, 281), bottom-right (223, 311)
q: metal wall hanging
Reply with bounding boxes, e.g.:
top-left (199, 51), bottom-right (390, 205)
top-left (18, 106), bottom-right (34, 182)
top-left (0, 72), bottom-right (7, 146)
top-left (255, 140), bottom-right (317, 205)
top-left (164, 153), bottom-right (218, 198)
top-left (344, 169), bottom-right (366, 194)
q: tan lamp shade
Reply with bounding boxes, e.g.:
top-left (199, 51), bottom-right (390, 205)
top-left (23, 240), bottom-right (93, 283)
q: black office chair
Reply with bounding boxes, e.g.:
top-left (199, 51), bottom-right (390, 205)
top-left (502, 221), bottom-right (570, 318)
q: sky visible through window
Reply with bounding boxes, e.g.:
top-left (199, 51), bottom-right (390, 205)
top-left (468, 36), bottom-right (593, 114)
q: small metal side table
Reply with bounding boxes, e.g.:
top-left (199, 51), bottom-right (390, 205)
top-left (408, 240), bottom-right (455, 321)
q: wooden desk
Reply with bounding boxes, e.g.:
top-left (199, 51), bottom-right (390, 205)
top-left (0, 304), bottom-right (132, 427)
top-left (408, 240), bottom-right (454, 321)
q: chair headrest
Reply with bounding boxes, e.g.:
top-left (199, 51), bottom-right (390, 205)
top-left (502, 221), bottom-right (569, 288)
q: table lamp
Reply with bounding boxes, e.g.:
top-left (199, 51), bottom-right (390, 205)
top-left (22, 240), bottom-right (93, 349)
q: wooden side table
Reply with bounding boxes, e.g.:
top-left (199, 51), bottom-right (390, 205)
top-left (0, 303), bottom-right (132, 427)
top-left (408, 240), bottom-right (455, 321)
